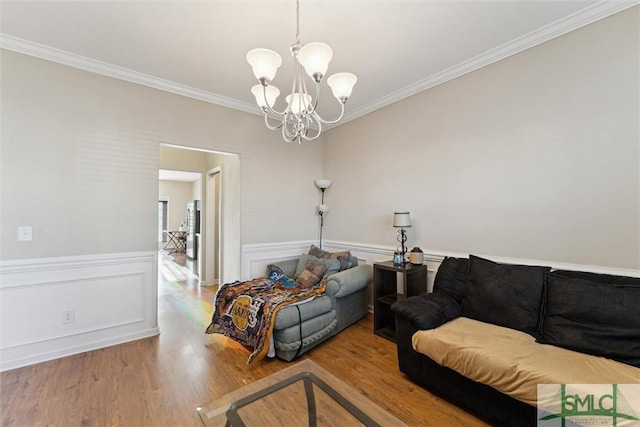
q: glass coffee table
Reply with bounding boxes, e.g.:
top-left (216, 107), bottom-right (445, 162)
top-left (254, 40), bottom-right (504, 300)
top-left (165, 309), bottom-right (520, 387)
top-left (197, 359), bottom-right (407, 426)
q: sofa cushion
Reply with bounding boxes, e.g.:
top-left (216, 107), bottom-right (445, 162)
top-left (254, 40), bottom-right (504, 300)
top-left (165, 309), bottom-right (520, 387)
top-left (537, 273), bottom-right (640, 368)
top-left (433, 257), bottom-right (469, 304)
top-left (308, 244), bottom-right (356, 271)
top-left (266, 264), bottom-right (295, 287)
top-left (274, 295), bottom-right (333, 330)
top-left (462, 255), bottom-right (550, 336)
top-left (295, 257), bottom-right (332, 287)
top-left (294, 254), bottom-right (340, 280)
top-left (412, 317), bottom-right (640, 407)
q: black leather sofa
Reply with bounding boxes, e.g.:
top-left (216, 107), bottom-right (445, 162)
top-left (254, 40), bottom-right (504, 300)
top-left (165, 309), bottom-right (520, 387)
top-left (392, 255), bottom-right (640, 427)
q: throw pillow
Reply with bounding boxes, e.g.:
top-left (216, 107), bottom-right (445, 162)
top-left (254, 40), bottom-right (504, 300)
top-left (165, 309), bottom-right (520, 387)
top-left (433, 257), bottom-right (469, 304)
top-left (461, 255), bottom-right (550, 337)
top-left (308, 244), bottom-right (353, 271)
top-left (266, 264), bottom-right (295, 287)
top-left (537, 273), bottom-right (640, 368)
top-left (294, 254), bottom-right (340, 279)
top-left (296, 257), bottom-right (329, 287)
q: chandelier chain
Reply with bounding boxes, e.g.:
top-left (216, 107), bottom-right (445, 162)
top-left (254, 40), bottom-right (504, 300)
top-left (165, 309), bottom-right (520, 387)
top-left (295, 0), bottom-right (300, 45)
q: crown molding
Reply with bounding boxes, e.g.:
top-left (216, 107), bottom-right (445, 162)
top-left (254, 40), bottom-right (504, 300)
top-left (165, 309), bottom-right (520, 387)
top-left (0, 33), bottom-right (261, 116)
top-left (2, 1), bottom-right (637, 126)
top-left (339, 0), bottom-right (639, 127)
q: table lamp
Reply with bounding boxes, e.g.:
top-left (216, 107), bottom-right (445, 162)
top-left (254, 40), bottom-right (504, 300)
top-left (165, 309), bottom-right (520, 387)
top-left (393, 212), bottom-right (411, 262)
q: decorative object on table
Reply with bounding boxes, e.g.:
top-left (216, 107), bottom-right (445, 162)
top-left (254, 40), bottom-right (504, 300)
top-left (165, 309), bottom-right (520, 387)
top-left (246, 0), bottom-right (357, 143)
top-left (393, 211), bottom-right (411, 262)
top-left (409, 247), bottom-right (424, 265)
top-left (393, 251), bottom-right (403, 266)
top-left (315, 179), bottom-right (332, 249)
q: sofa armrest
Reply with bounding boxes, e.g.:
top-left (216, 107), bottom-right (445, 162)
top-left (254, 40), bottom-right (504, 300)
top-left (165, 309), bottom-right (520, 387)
top-left (393, 293), bottom-right (461, 376)
top-left (267, 258), bottom-right (298, 278)
top-left (392, 293), bottom-right (461, 331)
top-left (326, 264), bottom-right (373, 298)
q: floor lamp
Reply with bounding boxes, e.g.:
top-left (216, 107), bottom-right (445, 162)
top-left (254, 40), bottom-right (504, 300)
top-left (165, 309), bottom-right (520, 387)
top-left (315, 179), bottom-right (331, 249)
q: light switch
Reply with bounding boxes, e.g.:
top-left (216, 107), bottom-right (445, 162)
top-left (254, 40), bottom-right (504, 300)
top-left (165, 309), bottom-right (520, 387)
top-left (18, 226), bottom-right (32, 241)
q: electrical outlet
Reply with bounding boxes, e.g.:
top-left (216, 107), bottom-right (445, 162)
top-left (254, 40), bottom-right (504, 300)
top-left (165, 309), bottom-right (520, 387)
top-left (62, 309), bottom-right (75, 324)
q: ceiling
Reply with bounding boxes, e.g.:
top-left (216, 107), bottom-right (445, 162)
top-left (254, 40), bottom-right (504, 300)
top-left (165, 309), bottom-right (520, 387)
top-left (0, 1), bottom-right (633, 128)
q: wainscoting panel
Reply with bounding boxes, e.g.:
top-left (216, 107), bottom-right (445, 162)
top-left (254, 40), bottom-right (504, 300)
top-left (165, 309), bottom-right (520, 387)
top-left (242, 241), bottom-right (314, 281)
top-left (0, 251), bottom-right (159, 372)
top-left (241, 240), bottom-right (640, 312)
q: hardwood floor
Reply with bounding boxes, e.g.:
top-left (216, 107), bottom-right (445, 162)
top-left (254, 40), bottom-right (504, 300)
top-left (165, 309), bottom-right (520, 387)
top-left (0, 253), bottom-right (488, 426)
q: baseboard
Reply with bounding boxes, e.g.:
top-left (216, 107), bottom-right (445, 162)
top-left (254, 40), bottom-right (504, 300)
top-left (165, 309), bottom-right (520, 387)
top-left (0, 251), bottom-right (158, 372)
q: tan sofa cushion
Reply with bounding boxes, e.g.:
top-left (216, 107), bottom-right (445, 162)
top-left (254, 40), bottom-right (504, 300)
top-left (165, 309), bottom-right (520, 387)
top-left (412, 317), bottom-right (640, 406)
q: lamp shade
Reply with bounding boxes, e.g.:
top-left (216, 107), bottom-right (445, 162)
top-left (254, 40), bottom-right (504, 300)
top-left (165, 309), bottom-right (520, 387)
top-left (246, 48), bottom-right (283, 82)
top-left (298, 42), bottom-right (333, 80)
top-left (314, 179), bottom-right (332, 189)
top-left (251, 85), bottom-right (280, 109)
top-left (286, 93), bottom-right (312, 115)
top-left (327, 73), bottom-right (357, 101)
top-left (393, 212), bottom-right (411, 228)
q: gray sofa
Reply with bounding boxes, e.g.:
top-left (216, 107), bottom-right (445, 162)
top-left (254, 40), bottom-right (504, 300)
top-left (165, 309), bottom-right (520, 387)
top-left (269, 257), bottom-right (372, 361)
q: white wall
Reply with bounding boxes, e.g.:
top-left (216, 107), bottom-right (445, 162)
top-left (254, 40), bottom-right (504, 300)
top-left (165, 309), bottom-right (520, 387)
top-left (323, 8), bottom-right (639, 270)
top-left (1, 50), bottom-right (324, 267)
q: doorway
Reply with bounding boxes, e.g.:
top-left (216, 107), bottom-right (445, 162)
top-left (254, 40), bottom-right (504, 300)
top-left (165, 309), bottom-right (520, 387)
top-left (158, 143), bottom-right (241, 285)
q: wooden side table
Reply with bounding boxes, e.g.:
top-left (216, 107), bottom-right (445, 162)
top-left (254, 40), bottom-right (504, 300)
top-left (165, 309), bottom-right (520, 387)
top-left (373, 261), bottom-right (428, 342)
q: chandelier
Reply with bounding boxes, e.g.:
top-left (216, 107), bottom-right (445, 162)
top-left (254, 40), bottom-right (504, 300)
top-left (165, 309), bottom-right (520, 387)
top-left (246, 0), bottom-right (357, 143)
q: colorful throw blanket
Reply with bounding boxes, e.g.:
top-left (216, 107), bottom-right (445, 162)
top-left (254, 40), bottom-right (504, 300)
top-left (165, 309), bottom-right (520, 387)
top-left (205, 276), bottom-right (326, 364)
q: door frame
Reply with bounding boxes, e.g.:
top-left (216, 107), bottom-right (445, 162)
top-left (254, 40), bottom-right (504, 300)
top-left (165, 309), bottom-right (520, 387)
top-left (205, 167), bottom-right (221, 285)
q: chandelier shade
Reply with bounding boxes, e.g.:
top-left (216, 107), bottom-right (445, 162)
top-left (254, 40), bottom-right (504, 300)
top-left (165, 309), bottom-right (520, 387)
top-left (251, 85), bottom-right (280, 109)
top-left (286, 93), bottom-right (313, 115)
top-left (297, 42), bottom-right (333, 81)
top-left (246, 0), bottom-right (357, 143)
top-left (327, 73), bottom-right (358, 101)
top-left (246, 48), bottom-right (282, 83)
